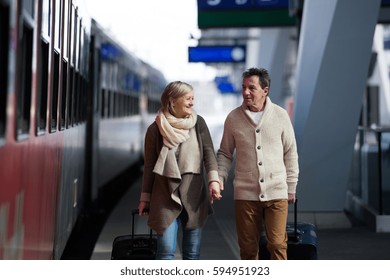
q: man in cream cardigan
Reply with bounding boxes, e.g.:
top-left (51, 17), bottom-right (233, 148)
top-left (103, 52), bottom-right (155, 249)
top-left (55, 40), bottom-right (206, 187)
top-left (217, 67), bottom-right (299, 260)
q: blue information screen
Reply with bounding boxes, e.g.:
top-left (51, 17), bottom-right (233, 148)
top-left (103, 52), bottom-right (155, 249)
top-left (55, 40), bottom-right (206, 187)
top-left (188, 46), bottom-right (246, 63)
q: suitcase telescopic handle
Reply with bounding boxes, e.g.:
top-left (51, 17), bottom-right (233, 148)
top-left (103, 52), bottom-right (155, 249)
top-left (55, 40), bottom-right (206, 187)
top-left (131, 209), bottom-right (153, 240)
top-left (294, 198), bottom-right (298, 237)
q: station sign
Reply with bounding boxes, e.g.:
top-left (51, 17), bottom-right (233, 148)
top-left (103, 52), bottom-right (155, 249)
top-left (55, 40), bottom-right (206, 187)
top-left (214, 76), bottom-right (238, 94)
top-left (197, 0), bottom-right (296, 28)
top-left (198, 0), bottom-right (290, 10)
top-left (188, 45), bottom-right (246, 63)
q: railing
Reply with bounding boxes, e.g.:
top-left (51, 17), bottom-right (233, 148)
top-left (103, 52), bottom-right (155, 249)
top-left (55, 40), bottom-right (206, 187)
top-left (358, 126), bottom-right (390, 215)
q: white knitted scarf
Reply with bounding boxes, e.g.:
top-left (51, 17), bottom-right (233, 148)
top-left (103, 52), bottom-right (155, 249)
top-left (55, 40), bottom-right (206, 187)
top-left (153, 109), bottom-right (199, 179)
top-left (155, 109), bottom-right (197, 148)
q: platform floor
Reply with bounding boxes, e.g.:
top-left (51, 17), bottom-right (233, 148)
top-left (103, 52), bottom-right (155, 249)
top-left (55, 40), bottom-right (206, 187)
top-left (91, 169), bottom-right (390, 260)
top-left (90, 113), bottom-right (390, 260)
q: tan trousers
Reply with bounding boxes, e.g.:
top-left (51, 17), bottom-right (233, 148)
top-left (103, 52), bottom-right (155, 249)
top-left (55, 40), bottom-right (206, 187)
top-left (235, 199), bottom-right (288, 260)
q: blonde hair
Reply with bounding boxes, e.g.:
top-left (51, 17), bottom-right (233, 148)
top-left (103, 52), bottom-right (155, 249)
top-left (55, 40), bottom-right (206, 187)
top-left (160, 81), bottom-right (193, 114)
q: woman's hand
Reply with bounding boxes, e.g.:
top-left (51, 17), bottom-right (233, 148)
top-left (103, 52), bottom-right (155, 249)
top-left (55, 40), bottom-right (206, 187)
top-left (138, 201), bottom-right (150, 216)
top-left (209, 181), bottom-right (222, 204)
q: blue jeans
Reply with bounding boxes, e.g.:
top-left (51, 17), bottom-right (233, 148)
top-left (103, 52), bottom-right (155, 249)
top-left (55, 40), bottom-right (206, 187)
top-left (156, 218), bottom-right (203, 260)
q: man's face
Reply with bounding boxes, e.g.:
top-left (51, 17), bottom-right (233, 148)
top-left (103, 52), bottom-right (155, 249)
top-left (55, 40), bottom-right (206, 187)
top-left (242, 75), bottom-right (268, 111)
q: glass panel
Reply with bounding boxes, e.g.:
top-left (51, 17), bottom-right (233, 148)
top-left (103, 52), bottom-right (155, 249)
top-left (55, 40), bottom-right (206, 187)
top-left (0, 3), bottom-right (9, 140)
top-left (63, 0), bottom-right (69, 57)
top-left (54, 0), bottom-right (61, 49)
top-left (22, 0), bottom-right (35, 18)
top-left (37, 39), bottom-right (49, 134)
top-left (41, 0), bottom-right (50, 37)
top-left (50, 51), bottom-right (60, 132)
top-left (17, 22), bottom-right (33, 138)
top-left (60, 59), bottom-right (67, 129)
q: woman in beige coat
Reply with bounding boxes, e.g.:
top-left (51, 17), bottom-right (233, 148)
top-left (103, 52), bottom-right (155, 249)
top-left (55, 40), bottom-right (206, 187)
top-left (138, 81), bottom-right (221, 260)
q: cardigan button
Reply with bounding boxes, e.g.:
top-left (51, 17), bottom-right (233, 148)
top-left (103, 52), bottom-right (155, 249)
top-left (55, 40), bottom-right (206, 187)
top-left (261, 195), bottom-right (264, 198)
top-left (258, 162), bottom-right (262, 166)
top-left (257, 145), bottom-right (261, 150)
top-left (256, 129), bottom-right (260, 133)
top-left (260, 178), bottom-right (264, 183)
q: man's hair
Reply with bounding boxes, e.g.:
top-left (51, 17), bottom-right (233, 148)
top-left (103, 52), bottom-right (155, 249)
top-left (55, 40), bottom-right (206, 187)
top-left (242, 67), bottom-right (271, 89)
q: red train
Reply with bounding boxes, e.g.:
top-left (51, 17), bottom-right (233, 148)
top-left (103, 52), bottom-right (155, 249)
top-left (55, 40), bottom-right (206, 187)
top-left (0, 0), bottom-right (166, 259)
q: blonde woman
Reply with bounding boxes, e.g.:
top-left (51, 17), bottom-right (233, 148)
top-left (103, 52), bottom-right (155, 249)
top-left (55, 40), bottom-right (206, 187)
top-left (138, 81), bottom-right (221, 260)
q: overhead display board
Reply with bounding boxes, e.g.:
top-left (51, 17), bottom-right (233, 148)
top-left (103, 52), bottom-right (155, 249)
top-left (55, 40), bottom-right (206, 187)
top-left (197, 0), bottom-right (296, 28)
top-left (188, 45), bottom-right (246, 63)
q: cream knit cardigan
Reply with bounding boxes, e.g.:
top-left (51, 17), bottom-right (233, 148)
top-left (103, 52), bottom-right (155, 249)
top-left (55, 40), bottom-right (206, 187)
top-left (217, 97), bottom-right (299, 201)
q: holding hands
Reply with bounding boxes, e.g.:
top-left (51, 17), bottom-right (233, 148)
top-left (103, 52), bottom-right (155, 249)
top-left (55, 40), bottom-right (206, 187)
top-left (209, 181), bottom-right (223, 204)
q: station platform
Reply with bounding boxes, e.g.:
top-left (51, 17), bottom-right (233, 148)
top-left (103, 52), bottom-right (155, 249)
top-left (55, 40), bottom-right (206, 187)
top-left (90, 167), bottom-right (390, 260)
top-left (85, 112), bottom-right (390, 260)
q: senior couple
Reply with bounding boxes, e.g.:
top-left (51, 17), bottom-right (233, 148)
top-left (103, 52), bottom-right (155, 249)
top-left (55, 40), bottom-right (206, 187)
top-left (138, 67), bottom-right (299, 260)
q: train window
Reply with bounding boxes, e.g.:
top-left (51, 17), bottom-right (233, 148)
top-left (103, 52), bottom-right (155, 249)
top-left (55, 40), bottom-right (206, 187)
top-left (60, 60), bottom-right (68, 129)
top-left (81, 78), bottom-right (86, 122)
top-left (22, 0), bottom-right (35, 18)
top-left (134, 96), bottom-right (139, 115)
top-left (0, 3), bottom-right (9, 140)
top-left (70, 4), bottom-right (76, 66)
top-left (63, 0), bottom-right (69, 58)
top-left (50, 51), bottom-right (60, 132)
top-left (41, 0), bottom-right (50, 37)
top-left (113, 92), bottom-right (117, 117)
top-left (78, 73), bottom-right (83, 123)
top-left (73, 11), bottom-right (80, 70)
top-left (101, 63), bottom-right (107, 89)
top-left (74, 73), bottom-right (80, 124)
top-left (124, 95), bottom-right (129, 117)
top-left (93, 47), bottom-right (100, 114)
top-left (101, 89), bottom-right (106, 118)
top-left (79, 25), bottom-right (85, 73)
top-left (119, 93), bottom-right (123, 117)
top-left (78, 78), bottom-right (83, 122)
top-left (16, 21), bottom-right (33, 139)
top-left (135, 96), bottom-right (140, 115)
top-left (67, 66), bottom-right (74, 127)
top-left (116, 93), bottom-right (120, 117)
top-left (127, 95), bottom-right (132, 116)
top-left (80, 78), bottom-right (87, 122)
top-left (129, 95), bottom-right (133, 116)
top-left (120, 94), bottom-right (124, 117)
top-left (36, 39), bottom-right (49, 135)
top-left (54, 0), bottom-right (61, 49)
top-left (107, 91), bottom-right (112, 118)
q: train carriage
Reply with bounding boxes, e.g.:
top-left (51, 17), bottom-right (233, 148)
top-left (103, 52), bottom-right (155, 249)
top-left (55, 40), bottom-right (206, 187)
top-left (89, 19), bottom-right (146, 202)
top-left (0, 0), bottom-right (166, 259)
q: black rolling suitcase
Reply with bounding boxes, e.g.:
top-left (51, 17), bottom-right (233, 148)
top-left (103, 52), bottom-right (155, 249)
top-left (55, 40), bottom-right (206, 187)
top-left (260, 199), bottom-right (318, 260)
top-left (111, 209), bottom-right (157, 260)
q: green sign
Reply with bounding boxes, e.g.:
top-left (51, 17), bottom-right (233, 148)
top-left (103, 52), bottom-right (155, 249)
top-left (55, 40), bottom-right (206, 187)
top-left (198, 9), bottom-right (296, 28)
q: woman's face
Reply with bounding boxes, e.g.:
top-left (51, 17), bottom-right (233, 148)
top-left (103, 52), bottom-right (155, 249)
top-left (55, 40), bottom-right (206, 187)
top-left (171, 91), bottom-right (194, 118)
